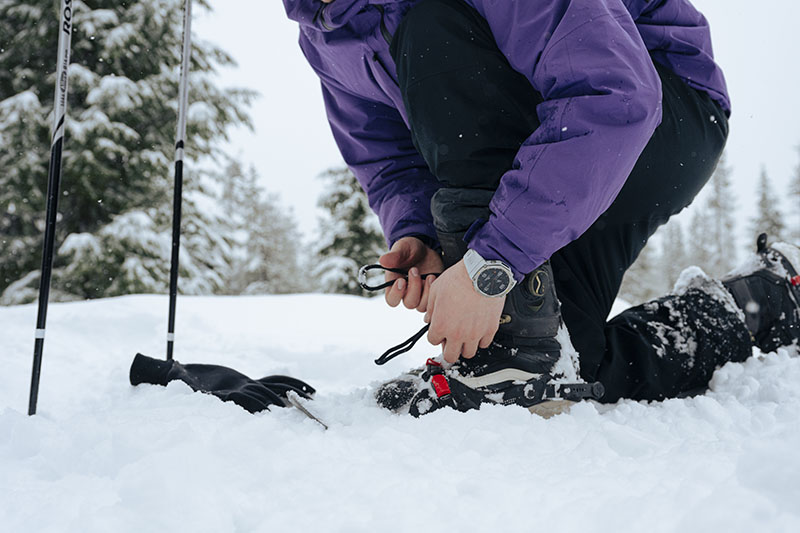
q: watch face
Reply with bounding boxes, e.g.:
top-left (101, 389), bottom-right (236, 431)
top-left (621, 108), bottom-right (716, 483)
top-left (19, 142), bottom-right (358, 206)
top-left (476, 266), bottom-right (511, 296)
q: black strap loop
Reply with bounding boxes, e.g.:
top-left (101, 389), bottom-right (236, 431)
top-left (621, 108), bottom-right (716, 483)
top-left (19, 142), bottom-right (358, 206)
top-left (359, 263), bottom-right (441, 365)
top-left (358, 264), bottom-right (438, 292)
top-left (374, 324), bottom-right (430, 365)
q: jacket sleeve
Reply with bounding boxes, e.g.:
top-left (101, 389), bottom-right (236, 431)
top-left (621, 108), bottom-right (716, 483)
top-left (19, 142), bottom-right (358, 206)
top-left (317, 73), bottom-right (442, 249)
top-left (463, 0), bottom-right (662, 279)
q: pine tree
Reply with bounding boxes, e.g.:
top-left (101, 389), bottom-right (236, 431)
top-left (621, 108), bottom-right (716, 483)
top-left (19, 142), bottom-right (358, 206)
top-left (618, 238), bottom-right (662, 305)
top-left (0, 0), bottom-right (253, 303)
top-left (687, 208), bottom-right (714, 274)
top-left (314, 166), bottom-right (385, 295)
top-left (704, 153), bottom-right (737, 277)
top-left (751, 167), bottom-right (785, 244)
top-left (218, 162), bottom-right (305, 295)
top-left (660, 219), bottom-right (688, 291)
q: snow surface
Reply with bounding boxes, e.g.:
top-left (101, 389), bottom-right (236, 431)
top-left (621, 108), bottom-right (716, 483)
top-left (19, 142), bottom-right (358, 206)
top-left (2, 294), bottom-right (800, 532)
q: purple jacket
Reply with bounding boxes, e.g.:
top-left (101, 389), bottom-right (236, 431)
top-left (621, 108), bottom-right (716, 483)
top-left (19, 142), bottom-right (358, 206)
top-left (284, 0), bottom-right (729, 279)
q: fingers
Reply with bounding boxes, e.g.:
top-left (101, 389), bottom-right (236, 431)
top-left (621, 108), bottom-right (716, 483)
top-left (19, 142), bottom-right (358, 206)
top-left (380, 237), bottom-right (443, 311)
top-left (379, 237), bottom-right (423, 270)
top-left (461, 340), bottom-right (478, 359)
top-left (386, 269), bottom-right (433, 310)
top-left (427, 320), bottom-right (443, 345)
top-left (385, 277), bottom-right (406, 307)
top-left (403, 268), bottom-right (422, 309)
top-left (478, 334), bottom-right (493, 349)
top-left (417, 275), bottom-right (435, 313)
top-left (442, 341), bottom-right (462, 364)
top-left (381, 239), bottom-right (419, 307)
top-left (428, 324), bottom-right (481, 362)
top-left (379, 248), bottom-right (405, 270)
top-left (428, 319), bottom-right (463, 363)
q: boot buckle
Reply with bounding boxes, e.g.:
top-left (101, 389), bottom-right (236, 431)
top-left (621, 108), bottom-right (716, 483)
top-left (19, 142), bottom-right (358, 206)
top-left (430, 374), bottom-right (452, 399)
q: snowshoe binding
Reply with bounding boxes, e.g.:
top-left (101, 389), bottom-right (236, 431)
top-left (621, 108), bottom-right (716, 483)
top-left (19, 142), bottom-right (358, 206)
top-left (374, 258), bottom-right (604, 417)
top-left (375, 339), bottom-right (604, 417)
top-left (723, 233), bottom-right (800, 353)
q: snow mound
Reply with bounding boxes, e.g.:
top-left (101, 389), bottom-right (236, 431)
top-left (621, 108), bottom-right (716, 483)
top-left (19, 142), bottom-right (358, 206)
top-left (1, 295), bottom-right (799, 532)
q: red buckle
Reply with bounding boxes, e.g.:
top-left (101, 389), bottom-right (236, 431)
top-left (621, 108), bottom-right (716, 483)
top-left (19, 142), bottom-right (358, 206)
top-left (431, 374), bottom-right (451, 398)
top-left (791, 275), bottom-right (800, 287)
top-left (426, 358), bottom-right (442, 367)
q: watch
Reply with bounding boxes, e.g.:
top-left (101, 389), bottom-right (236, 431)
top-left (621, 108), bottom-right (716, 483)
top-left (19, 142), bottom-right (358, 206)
top-left (463, 249), bottom-right (516, 298)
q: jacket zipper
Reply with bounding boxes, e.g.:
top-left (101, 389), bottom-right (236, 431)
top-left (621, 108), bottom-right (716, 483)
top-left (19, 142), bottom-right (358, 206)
top-left (372, 5), bottom-right (397, 86)
top-left (315, 4), bottom-right (334, 31)
top-left (374, 5), bottom-right (393, 45)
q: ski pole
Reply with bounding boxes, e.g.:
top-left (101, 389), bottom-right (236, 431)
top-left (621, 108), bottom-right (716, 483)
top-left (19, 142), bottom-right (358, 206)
top-left (166, 0), bottom-right (193, 361)
top-left (28, 0), bottom-right (75, 416)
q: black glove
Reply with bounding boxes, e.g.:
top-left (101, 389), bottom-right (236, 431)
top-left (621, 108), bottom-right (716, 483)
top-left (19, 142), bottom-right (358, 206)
top-left (130, 353), bottom-right (315, 413)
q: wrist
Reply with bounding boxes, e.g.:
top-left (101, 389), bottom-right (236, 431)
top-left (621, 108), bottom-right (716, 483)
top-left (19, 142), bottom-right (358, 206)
top-left (465, 220), bottom-right (533, 283)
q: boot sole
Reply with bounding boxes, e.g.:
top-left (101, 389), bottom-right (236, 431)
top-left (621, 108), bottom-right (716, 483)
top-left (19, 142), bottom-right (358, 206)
top-left (528, 399), bottom-right (575, 418)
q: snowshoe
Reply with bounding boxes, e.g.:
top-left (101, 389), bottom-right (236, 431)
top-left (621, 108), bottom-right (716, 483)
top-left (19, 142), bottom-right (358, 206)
top-left (723, 233), bottom-right (800, 353)
top-left (375, 337), bottom-right (604, 417)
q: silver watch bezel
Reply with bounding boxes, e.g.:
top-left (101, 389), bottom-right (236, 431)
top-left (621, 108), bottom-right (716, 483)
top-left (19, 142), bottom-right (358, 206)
top-left (464, 249), bottom-right (516, 298)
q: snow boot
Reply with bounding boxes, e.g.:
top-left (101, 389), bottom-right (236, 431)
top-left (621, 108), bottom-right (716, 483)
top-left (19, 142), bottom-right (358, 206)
top-left (722, 233), bottom-right (800, 353)
top-left (375, 228), bottom-right (604, 417)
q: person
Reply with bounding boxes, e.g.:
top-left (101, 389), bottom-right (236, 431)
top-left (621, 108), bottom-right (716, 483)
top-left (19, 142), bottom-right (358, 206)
top-left (283, 0), bottom-right (800, 416)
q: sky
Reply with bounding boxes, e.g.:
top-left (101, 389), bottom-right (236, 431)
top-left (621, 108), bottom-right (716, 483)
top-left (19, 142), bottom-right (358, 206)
top-left (195, 1), bottom-right (800, 246)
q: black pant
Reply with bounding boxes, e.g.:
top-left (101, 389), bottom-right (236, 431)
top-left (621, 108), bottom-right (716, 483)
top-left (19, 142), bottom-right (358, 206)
top-left (391, 0), bottom-right (752, 402)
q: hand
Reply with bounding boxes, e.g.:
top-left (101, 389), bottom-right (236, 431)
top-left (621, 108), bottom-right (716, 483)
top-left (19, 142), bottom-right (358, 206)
top-left (425, 259), bottom-right (505, 363)
top-left (379, 236), bottom-right (444, 312)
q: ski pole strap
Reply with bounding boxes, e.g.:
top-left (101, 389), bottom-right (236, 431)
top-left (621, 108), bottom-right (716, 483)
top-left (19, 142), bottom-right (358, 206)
top-left (358, 264), bottom-right (438, 291)
top-left (358, 263), bottom-right (440, 365)
top-left (374, 324), bottom-right (430, 365)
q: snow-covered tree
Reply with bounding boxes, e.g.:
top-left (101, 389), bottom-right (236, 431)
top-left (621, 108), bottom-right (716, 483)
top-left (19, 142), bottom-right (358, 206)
top-left (751, 167), bottom-right (785, 244)
top-left (619, 237), bottom-right (662, 305)
top-left (314, 166), bottom-right (385, 295)
top-left (0, 0), bottom-right (253, 303)
top-left (704, 153), bottom-right (737, 276)
top-left (670, 153), bottom-right (737, 281)
top-left (687, 208), bottom-right (714, 275)
top-left (660, 219), bottom-right (688, 290)
top-left (218, 162), bottom-right (305, 295)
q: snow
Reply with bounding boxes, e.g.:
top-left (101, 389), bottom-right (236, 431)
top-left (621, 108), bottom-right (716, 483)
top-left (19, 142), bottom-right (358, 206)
top-left (674, 265), bottom-right (744, 322)
top-left (188, 101), bottom-right (216, 123)
top-left (773, 242), bottom-right (800, 275)
top-left (2, 294), bottom-right (800, 531)
top-left (552, 322), bottom-right (580, 381)
top-left (80, 8), bottom-right (120, 36)
top-left (60, 232), bottom-right (102, 259)
top-left (103, 23), bottom-right (138, 54)
top-left (0, 90), bottom-right (40, 120)
top-left (85, 75), bottom-right (139, 110)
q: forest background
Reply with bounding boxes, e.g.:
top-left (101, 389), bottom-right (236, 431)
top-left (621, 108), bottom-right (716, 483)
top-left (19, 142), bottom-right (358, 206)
top-left (1, 0), bottom-right (798, 307)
